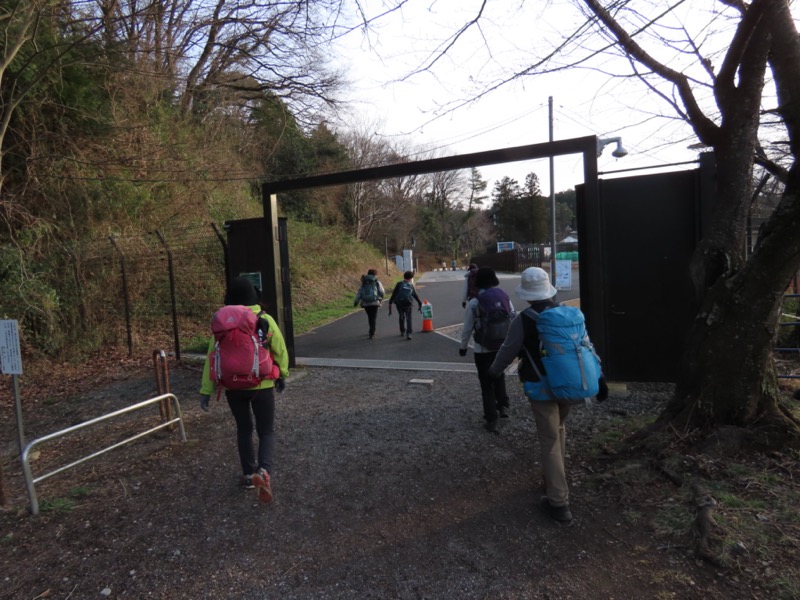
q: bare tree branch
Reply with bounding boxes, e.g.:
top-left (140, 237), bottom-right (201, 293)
top-left (581, 0), bottom-right (720, 144)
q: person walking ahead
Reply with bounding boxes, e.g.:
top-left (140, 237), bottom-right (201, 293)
top-left (488, 267), bottom-right (607, 523)
top-left (199, 277), bottom-right (290, 503)
top-left (462, 263), bottom-right (479, 308)
top-left (353, 269), bottom-right (385, 339)
top-left (388, 270), bottom-right (422, 340)
top-left (459, 267), bottom-right (515, 433)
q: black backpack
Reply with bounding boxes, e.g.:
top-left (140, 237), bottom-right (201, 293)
top-left (472, 287), bottom-right (512, 351)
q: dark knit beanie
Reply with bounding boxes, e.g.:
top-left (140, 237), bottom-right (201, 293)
top-left (225, 276), bottom-right (260, 306)
top-left (475, 267), bottom-right (499, 289)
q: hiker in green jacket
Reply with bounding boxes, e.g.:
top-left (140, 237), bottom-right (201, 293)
top-left (199, 277), bottom-right (290, 503)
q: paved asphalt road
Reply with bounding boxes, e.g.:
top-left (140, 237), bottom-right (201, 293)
top-left (293, 269), bottom-right (580, 370)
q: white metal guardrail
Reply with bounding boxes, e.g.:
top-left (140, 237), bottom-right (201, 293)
top-left (777, 293), bottom-right (800, 380)
top-left (21, 393), bottom-right (186, 515)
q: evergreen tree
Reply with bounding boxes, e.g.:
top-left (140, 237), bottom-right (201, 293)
top-left (490, 176), bottom-right (521, 243)
top-left (522, 173), bottom-right (549, 243)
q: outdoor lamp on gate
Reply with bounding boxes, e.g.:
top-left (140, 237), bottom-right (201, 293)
top-left (597, 137), bottom-right (628, 158)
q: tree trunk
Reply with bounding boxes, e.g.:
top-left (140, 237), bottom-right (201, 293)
top-left (574, 0), bottom-right (800, 445)
top-left (658, 169), bottom-right (800, 438)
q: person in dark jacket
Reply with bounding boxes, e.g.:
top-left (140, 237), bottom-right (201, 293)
top-left (387, 271), bottom-right (423, 340)
top-left (462, 263), bottom-right (479, 308)
top-left (458, 267), bottom-right (516, 433)
top-left (353, 269), bottom-right (385, 339)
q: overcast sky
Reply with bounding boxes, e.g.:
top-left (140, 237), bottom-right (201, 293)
top-left (329, 0), bottom-right (710, 193)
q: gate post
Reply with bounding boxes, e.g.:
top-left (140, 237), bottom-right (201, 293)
top-left (155, 230), bottom-right (181, 361)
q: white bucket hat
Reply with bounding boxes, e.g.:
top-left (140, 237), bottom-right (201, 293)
top-left (515, 267), bottom-right (558, 301)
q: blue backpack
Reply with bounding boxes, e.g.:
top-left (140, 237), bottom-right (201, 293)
top-left (359, 275), bottom-right (380, 303)
top-left (394, 281), bottom-right (414, 306)
top-left (521, 305), bottom-right (602, 402)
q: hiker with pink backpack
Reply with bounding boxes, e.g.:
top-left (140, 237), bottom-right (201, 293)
top-left (199, 277), bottom-right (289, 503)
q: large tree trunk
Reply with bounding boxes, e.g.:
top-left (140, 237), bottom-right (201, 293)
top-left (658, 165), bottom-right (800, 437)
top-left (642, 4), bottom-right (800, 439)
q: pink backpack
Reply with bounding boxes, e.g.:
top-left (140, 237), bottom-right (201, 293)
top-left (209, 306), bottom-right (280, 395)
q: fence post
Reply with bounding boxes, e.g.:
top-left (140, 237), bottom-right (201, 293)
top-left (66, 247), bottom-right (87, 330)
top-left (109, 236), bottom-right (133, 356)
top-left (155, 230), bottom-right (181, 361)
top-left (152, 349), bottom-right (173, 424)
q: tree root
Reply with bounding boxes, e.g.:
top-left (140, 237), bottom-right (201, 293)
top-left (653, 460), bottom-right (683, 486)
top-left (747, 406), bottom-right (800, 450)
top-left (777, 401), bottom-right (800, 428)
top-left (691, 483), bottom-right (725, 568)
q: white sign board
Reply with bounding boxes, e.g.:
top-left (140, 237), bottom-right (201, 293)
top-left (0, 320), bottom-right (23, 374)
top-left (497, 241), bottom-right (515, 252)
top-left (402, 249), bottom-right (414, 272)
top-left (555, 260), bottom-right (573, 291)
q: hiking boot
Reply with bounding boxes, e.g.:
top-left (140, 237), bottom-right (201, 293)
top-left (240, 474), bottom-right (255, 490)
top-left (498, 407), bottom-right (509, 418)
top-left (252, 468), bottom-right (273, 503)
top-left (484, 418), bottom-right (498, 434)
top-left (406, 334), bottom-right (412, 340)
top-left (539, 496), bottom-right (572, 523)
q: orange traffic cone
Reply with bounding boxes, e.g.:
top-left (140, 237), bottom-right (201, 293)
top-left (421, 300), bottom-right (433, 332)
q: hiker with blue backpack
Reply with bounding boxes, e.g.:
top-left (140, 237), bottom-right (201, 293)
top-left (353, 269), bottom-right (385, 339)
top-left (488, 267), bottom-right (608, 523)
top-left (387, 270), bottom-right (422, 340)
top-left (458, 267), bottom-right (516, 433)
top-left (198, 276), bottom-right (290, 504)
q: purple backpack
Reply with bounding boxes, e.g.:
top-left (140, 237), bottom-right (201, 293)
top-left (472, 287), bottom-right (512, 351)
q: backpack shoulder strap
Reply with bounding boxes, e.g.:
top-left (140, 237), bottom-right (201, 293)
top-left (522, 301), bottom-right (563, 322)
top-left (470, 296), bottom-right (482, 329)
top-left (522, 306), bottom-right (540, 321)
top-left (519, 307), bottom-right (545, 380)
top-left (256, 310), bottom-right (271, 345)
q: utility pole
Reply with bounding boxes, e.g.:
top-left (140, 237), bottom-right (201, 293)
top-left (548, 96), bottom-right (557, 283)
top-left (384, 234), bottom-right (389, 275)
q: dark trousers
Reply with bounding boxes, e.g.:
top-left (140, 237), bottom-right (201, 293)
top-left (396, 303), bottom-right (414, 335)
top-left (226, 387), bottom-right (275, 475)
top-left (474, 351), bottom-right (509, 422)
top-left (363, 305), bottom-right (379, 336)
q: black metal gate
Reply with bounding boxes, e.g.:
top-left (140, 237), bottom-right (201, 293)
top-left (578, 155), bottom-right (714, 381)
top-left (222, 217), bottom-right (296, 365)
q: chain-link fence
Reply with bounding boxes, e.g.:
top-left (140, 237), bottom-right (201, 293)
top-left (74, 224), bottom-right (227, 359)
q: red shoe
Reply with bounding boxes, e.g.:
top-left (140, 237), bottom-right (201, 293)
top-left (252, 468), bottom-right (273, 503)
